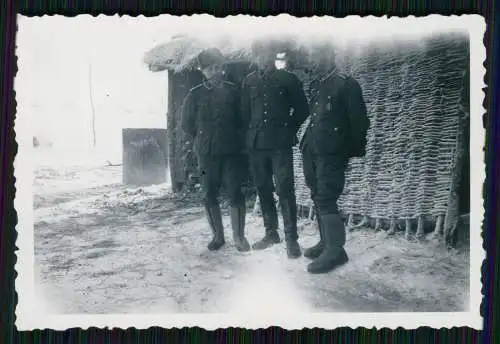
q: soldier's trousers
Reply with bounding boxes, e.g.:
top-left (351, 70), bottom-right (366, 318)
top-left (248, 148), bottom-right (298, 241)
top-left (197, 154), bottom-right (246, 207)
top-left (302, 145), bottom-right (348, 215)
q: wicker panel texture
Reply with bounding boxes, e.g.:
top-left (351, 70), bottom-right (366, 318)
top-left (291, 36), bottom-right (469, 220)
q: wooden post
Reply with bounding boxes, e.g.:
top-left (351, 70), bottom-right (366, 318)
top-left (388, 217), bottom-right (397, 235)
top-left (443, 132), bottom-right (466, 246)
top-left (253, 195), bottom-right (261, 215)
top-left (443, 70), bottom-right (469, 247)
top-left (433, 214), bottom-right (445, 239)
top-left (416, 216), bottom-right (425, 239)
top-left (405, 219), bottom-right (412, 240)
top-left (88, 62), bottom-right (97, 148)
top-left (308, 206), bottom-right (314, 220)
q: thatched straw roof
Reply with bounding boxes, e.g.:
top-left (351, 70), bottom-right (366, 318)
top-left (143, 33), bottom-right (338, 73)
top-left (144, 31), bottom-right (470, 75)
top-left (144, 35), bottom-right (212, 73)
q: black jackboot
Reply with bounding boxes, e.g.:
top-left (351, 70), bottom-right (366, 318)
top-left (304, 207), bottom-right (325, 259)
top-left (281, 197), bottom-right (301, 259)
top-left (205, 204), bottom-right (225, 251)
top-left (252, 195), bottom-right (280, 250)
top-left (307, 213), bottom-right (349, 274)
top-left (231, 204), bottom-right (250, 252)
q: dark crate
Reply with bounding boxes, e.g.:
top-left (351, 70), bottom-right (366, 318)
top-left (122, 128), bottom-right (168, 186)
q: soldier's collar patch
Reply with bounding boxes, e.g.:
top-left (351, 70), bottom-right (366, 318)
top-left (203, 79), bottom-right (224, 89)
top-left (257, 67), bottom-right (275, 78)
top-left (318, 68), bottom-right (338, 83)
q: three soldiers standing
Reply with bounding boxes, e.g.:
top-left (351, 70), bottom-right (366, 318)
top-left (180, 42), bottom-right (368, 274)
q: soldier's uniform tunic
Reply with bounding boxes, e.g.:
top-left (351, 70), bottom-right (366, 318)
top-left (241, 68), bottom-right (309, 248)
top-left (300, 70), bottom-right (368, 274)
top-left (181, 80), bottom-right (246, 208)
top-left (300, 71), bottom-right (367, 215)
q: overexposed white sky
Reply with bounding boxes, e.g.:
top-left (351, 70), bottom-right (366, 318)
top-left (15, 14), bottom-right (472, 159)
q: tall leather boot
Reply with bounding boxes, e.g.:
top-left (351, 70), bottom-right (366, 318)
top-left (231, 204), bottom-right (251, 252)
top-left (304, 206), bottom-right (325, 259)
top-left (205, 204), bottom-right (225, 251)
top-left (307, 213), bottom-right (349, 274)
top-left (252, 194), bottom-right (280, 250)
top-left (280, 196), bottom-right (301, 259)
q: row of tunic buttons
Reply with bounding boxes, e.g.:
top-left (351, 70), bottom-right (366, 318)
top-left (309, 122), bottom-right (339, 131)
top-left (310, 89), bottom-right (331, 130)
top-left (263, 94), bottom-right (268, 121)
top-left (311, 86), bottom-right (319, 129)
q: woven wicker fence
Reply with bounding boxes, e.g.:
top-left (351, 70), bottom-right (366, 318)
top-left (291, 36), bottom-right (469, 225)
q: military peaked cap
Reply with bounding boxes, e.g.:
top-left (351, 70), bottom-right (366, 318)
top-left (197, 48), bottom-right (225, 69)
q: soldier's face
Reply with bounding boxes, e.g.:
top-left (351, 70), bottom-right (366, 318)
top-left (309, 44), bottom-right (335, 73)
top-left (253, 51), bottom-right (276, 69)
top-left (310, 53), bottom-right (335, 74)
top-left (201, 65), bottom-right (222, 80)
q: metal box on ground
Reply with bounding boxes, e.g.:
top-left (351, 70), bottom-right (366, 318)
top-left (122, 128), bottom-right (168, 186)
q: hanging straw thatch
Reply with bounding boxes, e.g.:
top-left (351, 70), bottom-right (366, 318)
top-left (143, 33), bottom-right (338, 73)
top-left (143, 35), bottom-right (212, 73)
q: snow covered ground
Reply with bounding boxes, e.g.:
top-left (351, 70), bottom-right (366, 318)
top-left (33, 149), bottom-right (470, 314)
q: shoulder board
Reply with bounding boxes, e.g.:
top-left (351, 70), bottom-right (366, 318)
top-left (189, 83), bottom-right (205, 93)
top-left (279, 69), bottom-right (297, 78)
top-left (338, 73), bottom-right (349, 80)
top-left (318, 69), bottom-right (339, 83)
top-left (245, 71), bottom-right (257, 79)
top-left (242, 71), bottom-right (257, 86)
top-left (279, 69), bottom-right (302, 83)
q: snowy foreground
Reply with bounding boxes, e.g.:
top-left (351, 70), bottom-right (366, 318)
top-left (33, 158), bottom-right (470, 314)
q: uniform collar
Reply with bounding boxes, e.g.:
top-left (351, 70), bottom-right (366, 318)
top-left (316, 68), bottom-right (337, 84)
top-left (203, 79), bottom-right (224, 89)
top-left (257, 66), bottom-right (276, 78)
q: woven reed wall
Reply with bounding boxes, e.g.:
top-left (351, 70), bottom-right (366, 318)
top-left (292, 35), bottom-right (469, 220)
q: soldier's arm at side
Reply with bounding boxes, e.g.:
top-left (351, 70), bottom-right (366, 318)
top-left (287, 74), bottom-right (309, 132)
top-left (231, 84), bottom-right (246, 146)
top-left (240, 76), bottom-right (252, 131)
top-left (180, 90), bottom-right (197, 138)
top-left (344, 77), bottom-right (369, 134)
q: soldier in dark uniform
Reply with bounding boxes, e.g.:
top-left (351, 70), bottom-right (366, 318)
top-left (181, 48), bottom-right (250, 252)
top-left (241, 41), bottom-right (309, 258)
top-left (300, 43), bottom-right (369, 274)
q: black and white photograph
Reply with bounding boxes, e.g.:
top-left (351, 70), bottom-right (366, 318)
top-left (14, 14), bottom-right (484, 330)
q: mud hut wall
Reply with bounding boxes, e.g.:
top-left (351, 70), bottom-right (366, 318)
top-left (292, 37), bottom-right (469, 221)
top-left (167, 69), bottom-right (203, 190)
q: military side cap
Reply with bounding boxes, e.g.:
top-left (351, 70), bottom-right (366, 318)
top-left (197, 48), bottom-right (225, 69)
top-left (250, 40), bottom-right (267, 54)
top-left (309, 40), bottom-right (336, 55)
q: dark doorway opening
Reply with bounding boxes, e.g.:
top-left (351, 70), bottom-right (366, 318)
top-left (459, 115), bottom-right (470, 215)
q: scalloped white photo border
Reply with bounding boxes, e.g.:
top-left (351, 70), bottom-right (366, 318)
top-left (13, 13), bottom-right (486, 330)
